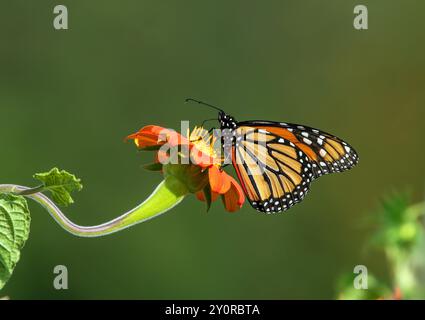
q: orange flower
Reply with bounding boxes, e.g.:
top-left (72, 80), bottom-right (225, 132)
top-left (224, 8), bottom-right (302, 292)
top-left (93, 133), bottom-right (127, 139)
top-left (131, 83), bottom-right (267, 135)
top-left (126, 125), bottom-right (245, 212)
top-left (196, 166), bottom-right (245, 212)
top-left (126, 125), bottom-right (188, 149)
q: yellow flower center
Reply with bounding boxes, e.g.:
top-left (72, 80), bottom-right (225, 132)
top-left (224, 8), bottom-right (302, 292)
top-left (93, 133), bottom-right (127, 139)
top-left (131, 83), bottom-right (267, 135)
top-left (187, 126), bottom-right (219, 162)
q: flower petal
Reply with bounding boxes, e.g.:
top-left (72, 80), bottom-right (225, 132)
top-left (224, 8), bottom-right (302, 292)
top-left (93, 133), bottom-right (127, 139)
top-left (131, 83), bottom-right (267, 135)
top-left (221, 176), bottom-right (245, 212)
top-left (190, 145), bottom-right (216, 168)
top-left (126, 125), bottom-right (188, 149)
top-left (208, 166), bottom-right (232, 194)
top-left (218, 171), bottom-right (232, 194)
top-left (195, 190), bottom-right (220, 202)
top-left (208, 165), bottom-right (223, 193)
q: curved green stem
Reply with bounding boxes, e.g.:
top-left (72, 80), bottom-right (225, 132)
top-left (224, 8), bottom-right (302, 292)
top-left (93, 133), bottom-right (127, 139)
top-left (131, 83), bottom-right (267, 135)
top-left (15, 184), bottom-right (44, 196)
top-left (0, 176), bottom-right (188, 237)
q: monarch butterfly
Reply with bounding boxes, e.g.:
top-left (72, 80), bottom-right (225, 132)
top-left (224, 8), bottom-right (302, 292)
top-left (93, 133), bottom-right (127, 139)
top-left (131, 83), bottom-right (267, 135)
top-left (187, 98), bottom-right (359, 213)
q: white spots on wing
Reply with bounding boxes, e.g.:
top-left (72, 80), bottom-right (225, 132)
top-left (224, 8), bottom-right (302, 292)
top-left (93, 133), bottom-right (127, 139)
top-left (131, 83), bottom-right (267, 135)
top-left (344, 146), bottom-right (351, 153)
top-left (297, 125), bottom-right (305, 130)
top-left (320, 161), bottom-right (326, 167)
top-left (301, 132), bottom-right (309, 138)
top-left (287, 128), bottom-right (293, 132)
top-left (319, 149), bottom-right (327, 157)
top-left (278, 138), bottom-right (285, 143)
top-left (303, 138), bottom-right (312, 145)
top-left (317, 138), bottom-right (323, 145)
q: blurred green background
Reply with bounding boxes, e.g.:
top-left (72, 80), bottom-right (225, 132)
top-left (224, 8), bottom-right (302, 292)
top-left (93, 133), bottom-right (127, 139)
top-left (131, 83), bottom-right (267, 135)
top-left (1, 0), bottom-right (424, 299)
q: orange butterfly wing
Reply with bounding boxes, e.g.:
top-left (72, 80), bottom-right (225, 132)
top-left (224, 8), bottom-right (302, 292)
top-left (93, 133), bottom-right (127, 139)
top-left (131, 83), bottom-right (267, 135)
top-left (231, 121), bottom-right (358, 213)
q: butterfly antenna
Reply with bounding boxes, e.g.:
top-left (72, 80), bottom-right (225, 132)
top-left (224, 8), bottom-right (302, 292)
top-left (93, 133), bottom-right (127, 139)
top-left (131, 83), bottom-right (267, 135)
top-left (185, 98), bottom-right (224, 113)
top-left (201, 118), bottom-right (217, 127)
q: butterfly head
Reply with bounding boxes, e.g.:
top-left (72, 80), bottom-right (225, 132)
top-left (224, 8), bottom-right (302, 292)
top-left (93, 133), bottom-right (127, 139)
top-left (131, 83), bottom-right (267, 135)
top-left (185, 98), bottom-right (238, 130)
top-left (218, 111), bottom-right (238, 130)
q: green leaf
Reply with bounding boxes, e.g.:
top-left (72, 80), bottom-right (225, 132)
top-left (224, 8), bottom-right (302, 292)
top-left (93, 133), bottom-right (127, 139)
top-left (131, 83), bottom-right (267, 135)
top-left (0, 193), bottom-right (31, 290)
top-left (34, 168), bottom-right (83, 207)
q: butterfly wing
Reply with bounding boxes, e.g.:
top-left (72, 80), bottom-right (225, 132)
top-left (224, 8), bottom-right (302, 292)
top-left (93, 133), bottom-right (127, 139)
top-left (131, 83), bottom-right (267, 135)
top-left (231, 126), bottom-right (315, 213)
top-left (237, 120), bottom-right (359, 178)
top-left (231, 121), bottom-right (359, 213)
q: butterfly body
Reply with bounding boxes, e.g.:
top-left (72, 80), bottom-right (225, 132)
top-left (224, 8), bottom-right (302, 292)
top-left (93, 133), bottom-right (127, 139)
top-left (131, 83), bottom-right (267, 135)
top-left (217, 111), bottom-right (359, 213)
